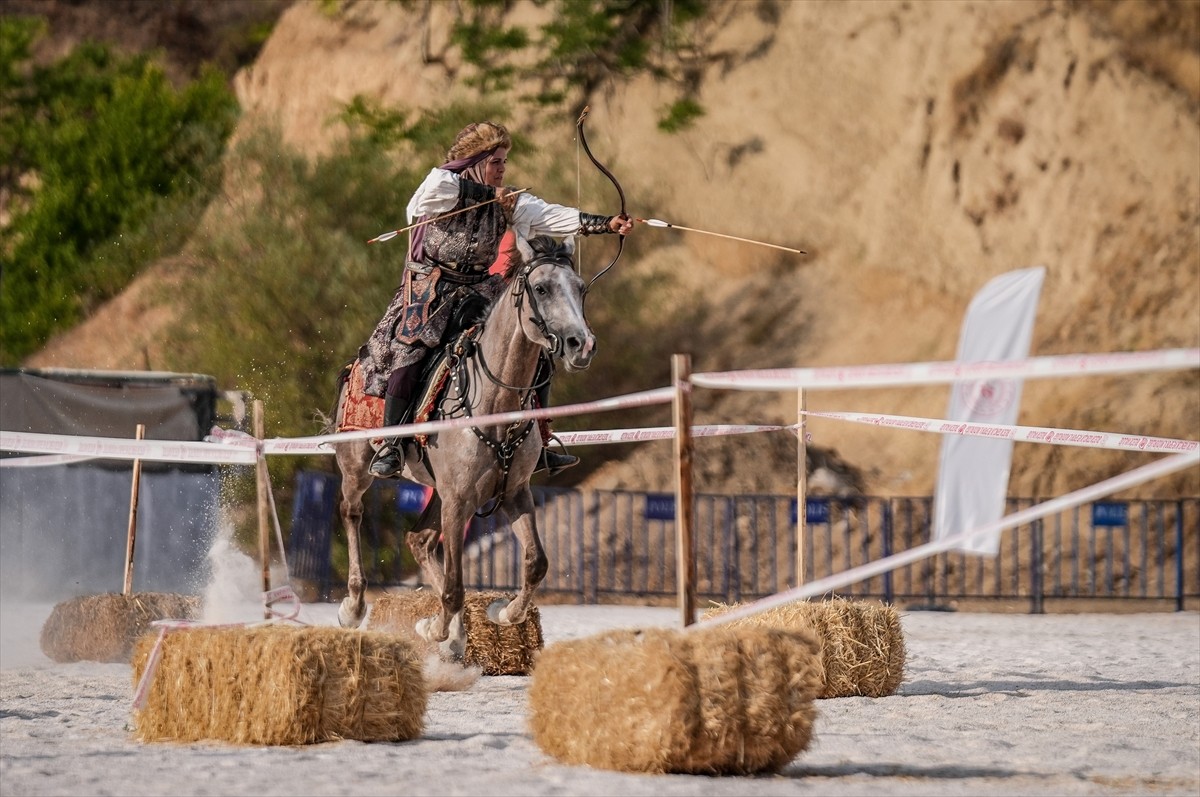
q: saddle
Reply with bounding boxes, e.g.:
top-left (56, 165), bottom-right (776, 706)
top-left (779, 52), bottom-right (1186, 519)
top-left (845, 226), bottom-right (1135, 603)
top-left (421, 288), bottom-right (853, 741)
top-left (336, 331), bottom-right (473, 444)
top-left (337, 292), bottom-right (492, 441)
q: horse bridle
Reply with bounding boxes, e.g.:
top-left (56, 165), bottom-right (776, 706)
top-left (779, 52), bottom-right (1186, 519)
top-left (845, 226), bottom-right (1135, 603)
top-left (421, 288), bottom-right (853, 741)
top-left (448, 252), bottom-right (584, 516)
top-left (471, 251), bottom-right (580, 390)
top-left (509, 251), bottom-right (584, 361)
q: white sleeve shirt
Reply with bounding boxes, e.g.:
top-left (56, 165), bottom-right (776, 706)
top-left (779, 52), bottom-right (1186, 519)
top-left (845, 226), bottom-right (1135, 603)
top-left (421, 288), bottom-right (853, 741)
top-left (406, 168), bottom-right (583, 238)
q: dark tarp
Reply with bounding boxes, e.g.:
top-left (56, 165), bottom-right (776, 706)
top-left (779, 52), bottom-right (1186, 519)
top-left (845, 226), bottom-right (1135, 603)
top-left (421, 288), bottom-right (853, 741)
top-left (1, 369), bottom-right (225, 601)
top-left (0, 369), bottom-right (217, 444)
top-left (0, 466), bottom-right (221, 600)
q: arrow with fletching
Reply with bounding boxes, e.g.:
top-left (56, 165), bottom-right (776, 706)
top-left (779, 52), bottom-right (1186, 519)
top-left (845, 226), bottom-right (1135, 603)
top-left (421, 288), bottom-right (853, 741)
top-left (367, 188), bottom-right (530, 244)
top-left (636, 217), bottom-right (806, 255)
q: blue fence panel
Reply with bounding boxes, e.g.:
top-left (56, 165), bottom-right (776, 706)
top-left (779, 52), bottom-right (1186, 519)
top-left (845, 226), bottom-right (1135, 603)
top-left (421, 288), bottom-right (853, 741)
top-left (288, 470), bottom-right (338, 589)
top-left (287, 470), bottom-right (1199, 610)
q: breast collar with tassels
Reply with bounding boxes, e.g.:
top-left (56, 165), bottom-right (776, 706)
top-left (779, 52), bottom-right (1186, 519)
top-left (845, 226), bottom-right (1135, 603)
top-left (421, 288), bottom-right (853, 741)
top-left (439, 253), bottom-right (566, 517)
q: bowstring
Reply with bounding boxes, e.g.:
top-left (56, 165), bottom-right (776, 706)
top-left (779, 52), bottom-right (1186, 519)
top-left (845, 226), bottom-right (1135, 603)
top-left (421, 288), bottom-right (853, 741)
top-left (575, 123), bottom-right (584, 276)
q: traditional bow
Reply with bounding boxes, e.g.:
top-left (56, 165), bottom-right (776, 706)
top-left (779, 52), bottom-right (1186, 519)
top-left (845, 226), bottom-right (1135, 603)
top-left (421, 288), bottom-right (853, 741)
top-left (576, 106), bottom-right (625, 286)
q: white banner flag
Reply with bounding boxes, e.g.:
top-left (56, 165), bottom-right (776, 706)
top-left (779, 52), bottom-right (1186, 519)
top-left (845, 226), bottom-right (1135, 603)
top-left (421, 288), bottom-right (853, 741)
top-left (933, 267), bottom-right (1045, 555)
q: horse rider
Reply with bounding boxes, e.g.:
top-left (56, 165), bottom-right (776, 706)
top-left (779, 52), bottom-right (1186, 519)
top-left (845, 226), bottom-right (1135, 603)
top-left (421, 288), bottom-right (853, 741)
top-left (359, 120), bottom-right (633, 479)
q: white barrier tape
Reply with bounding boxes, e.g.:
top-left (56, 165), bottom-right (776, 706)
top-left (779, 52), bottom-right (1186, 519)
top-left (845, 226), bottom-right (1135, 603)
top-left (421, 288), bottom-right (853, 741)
top-left (264, 584), bottom-right (302, 622)
top-left (205, 426), bottom-right (257, 447)
top-left (691, 348), bottom-right (1200, 391)
top-left (0, 388), bottom-right (671, 463)
top-left (256, 385), bottom-right (676, 454)
top-left (264, 477), bottom-right (296, 594)
top-left (131, 626), bottom-right (171, 710)
top-left (552, 423), bottom-right (785, 446)
top-left (6, 347), bottom-right (1194, 463)
top-left (0, 453), bottom-right (101, 468)
top-left (695, 449), bottom-right (1199, 631)
top-left (0, 430), bottom-right (257, 465)
top-left (803, 410), bottom-right (1199, 454)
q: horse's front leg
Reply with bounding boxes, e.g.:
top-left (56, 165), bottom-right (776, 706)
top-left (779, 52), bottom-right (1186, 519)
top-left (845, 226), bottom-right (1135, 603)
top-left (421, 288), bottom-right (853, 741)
top-left (414, 497), bottom-right (469, 660)
top-left (486, 486), bottom-right (546, 626)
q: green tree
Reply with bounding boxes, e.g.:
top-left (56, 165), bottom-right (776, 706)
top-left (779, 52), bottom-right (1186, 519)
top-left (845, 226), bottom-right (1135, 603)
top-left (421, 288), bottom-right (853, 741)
top-left (0, 19), bottom-right (237, 363)
top-left (449, 0), bottom-right (710, 118)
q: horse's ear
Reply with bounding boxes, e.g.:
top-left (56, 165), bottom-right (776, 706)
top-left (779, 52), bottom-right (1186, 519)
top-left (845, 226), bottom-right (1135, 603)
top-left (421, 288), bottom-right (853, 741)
top-left (560, 235), bottom-right (576, 256)
top-left (514, 233), bottom-right (534, 263)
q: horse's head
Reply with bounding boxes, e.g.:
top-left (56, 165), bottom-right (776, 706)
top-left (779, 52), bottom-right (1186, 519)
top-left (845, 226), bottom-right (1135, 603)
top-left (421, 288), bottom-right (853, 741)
top-left (511, 236), bottom-right (596, 371)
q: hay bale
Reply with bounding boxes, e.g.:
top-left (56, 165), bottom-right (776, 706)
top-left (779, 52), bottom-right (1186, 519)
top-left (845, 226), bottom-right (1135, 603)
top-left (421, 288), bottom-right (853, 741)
top-left (703, 598), bottom-right (906, 698)
top-left (39, 592), bottom-right (199, 664)
top-left (366, 590), bottom-right (543, 675)
top-left (528, 624), bottom-right (823, 774)
top-left (131, 624), bottom-right (427, 745)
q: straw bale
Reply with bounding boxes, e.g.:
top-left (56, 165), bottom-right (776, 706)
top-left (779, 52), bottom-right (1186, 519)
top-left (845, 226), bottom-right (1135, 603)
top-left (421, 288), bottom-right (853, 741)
top-left (39, 592), bottom-right (199, 664)
top-left (131, 624), bottom-right (427, 745)
top-left (366, 590), bottom-right (543, 675)
top-left (528, 624), bottom-right (823, 775)
top-left (703, 598), bottom-right (906, 698)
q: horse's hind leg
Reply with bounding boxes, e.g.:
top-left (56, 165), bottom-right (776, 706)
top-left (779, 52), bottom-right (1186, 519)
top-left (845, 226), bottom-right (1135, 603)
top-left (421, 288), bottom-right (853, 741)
top-left (487, 486), bottom-right (547, 626)
top-left (414, 495), bottom-right (470, 660)
top-left (405, 492), bottom-right (444, 594)
top-left (336, 445), bottom-right (374, 628)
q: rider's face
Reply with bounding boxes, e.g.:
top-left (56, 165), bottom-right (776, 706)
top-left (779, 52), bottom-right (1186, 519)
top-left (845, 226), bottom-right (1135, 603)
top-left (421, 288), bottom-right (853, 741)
top-left (481, 148), bottom-right (509, 188)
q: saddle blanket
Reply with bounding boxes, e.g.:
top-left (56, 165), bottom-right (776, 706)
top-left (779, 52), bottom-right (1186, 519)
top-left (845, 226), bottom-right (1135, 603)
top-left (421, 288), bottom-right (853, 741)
top-left (337, 357), bottom-right (454, 439)
top-left (338, 359), bottom-right (384, 433)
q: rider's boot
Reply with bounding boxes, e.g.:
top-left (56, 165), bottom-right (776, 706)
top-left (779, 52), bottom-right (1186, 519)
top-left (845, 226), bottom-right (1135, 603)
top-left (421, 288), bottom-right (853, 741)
top-left (532, 377), bottom-right (578, 476)
top-left (369, 391), bottom-right (412, 479)
top-left (537, 448), bottom-right (579, 476)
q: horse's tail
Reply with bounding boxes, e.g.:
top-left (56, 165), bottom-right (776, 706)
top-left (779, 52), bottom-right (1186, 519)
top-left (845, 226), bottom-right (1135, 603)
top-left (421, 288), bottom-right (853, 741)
top-left (319, 359), bottom-right (355, 435)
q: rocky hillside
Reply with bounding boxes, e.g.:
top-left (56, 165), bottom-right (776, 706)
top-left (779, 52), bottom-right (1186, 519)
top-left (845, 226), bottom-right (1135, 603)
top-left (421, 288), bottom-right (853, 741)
top-left (24, 0), bottom-right (1200, 500)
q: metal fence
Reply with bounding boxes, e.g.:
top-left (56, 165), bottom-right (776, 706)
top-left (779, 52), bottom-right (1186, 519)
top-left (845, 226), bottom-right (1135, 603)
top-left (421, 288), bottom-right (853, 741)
top-left (288, 470), bottom-right (1200, 612)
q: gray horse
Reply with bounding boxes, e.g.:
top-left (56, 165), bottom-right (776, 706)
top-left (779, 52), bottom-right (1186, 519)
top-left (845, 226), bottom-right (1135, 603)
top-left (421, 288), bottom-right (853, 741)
top-left (329, 236), bottom-right (595, 658)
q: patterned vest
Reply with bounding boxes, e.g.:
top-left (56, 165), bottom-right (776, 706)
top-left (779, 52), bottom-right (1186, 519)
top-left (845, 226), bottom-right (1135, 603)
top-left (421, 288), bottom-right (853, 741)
top-left (418, 180), bottom-right (509, 278)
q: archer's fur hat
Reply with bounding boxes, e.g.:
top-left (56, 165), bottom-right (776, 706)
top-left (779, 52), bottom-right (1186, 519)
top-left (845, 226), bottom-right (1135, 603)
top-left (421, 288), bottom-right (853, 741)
top-left (447, 121), bottom-right (512, 162)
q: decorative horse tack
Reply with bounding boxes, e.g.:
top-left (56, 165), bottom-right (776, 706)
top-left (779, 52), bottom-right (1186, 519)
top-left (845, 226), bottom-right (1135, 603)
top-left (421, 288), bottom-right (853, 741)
top-left (328, 236), bottom-right (595, 660)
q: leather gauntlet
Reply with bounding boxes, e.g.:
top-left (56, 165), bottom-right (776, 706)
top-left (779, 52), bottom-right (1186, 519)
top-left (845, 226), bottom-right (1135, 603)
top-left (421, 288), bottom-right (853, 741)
top-left (578, 212), bottom-right (615, 236)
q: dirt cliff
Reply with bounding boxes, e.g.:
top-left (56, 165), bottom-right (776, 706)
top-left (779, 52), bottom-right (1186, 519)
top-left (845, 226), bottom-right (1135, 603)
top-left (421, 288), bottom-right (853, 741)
top-left (25, 0), bottom-right (1200, 500)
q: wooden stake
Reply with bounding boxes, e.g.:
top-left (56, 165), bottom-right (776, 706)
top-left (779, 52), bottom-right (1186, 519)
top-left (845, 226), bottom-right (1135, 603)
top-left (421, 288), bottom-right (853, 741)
top-left (796, 390), bottom-right (807, 588)
top-left (673, 354), bottom-right (696, 627)
top-left (253, 400), bottom-right (271, 619)
top-left (122, 424), bottom-right (146, 596)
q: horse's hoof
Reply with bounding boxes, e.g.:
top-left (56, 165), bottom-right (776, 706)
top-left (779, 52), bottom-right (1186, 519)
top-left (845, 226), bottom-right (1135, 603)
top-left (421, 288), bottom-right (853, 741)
top-left (415, 616), bottom-right (443, 643)
top-left (438, 636), bottom-right (465, 662)
top-left (415, 617), bottom-right (433, 642)
top-left (485, 599), bottom-right (526, 626)
top-left (485, 598), bottom-right (511, 625)
top-left (441, 614), bottom-right (466, 661)
top-left (338, 597), bottom-right (365, 628)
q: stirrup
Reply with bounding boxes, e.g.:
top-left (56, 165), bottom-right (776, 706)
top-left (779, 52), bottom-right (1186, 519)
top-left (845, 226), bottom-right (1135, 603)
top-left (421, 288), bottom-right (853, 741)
top-left (369, 441), bottom-right (406, 479)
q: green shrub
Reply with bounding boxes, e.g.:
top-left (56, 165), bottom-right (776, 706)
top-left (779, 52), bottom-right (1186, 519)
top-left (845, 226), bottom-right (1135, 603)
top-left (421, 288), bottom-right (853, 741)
top-left (657, 97), bottom-right (705, 133)
top-left (0, 19), bottom-right (237, 364)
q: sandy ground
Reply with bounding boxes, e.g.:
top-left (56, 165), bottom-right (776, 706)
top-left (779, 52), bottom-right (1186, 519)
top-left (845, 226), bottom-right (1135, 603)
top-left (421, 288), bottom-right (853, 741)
top-left (1, 600), bottom-right (1198, 797)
